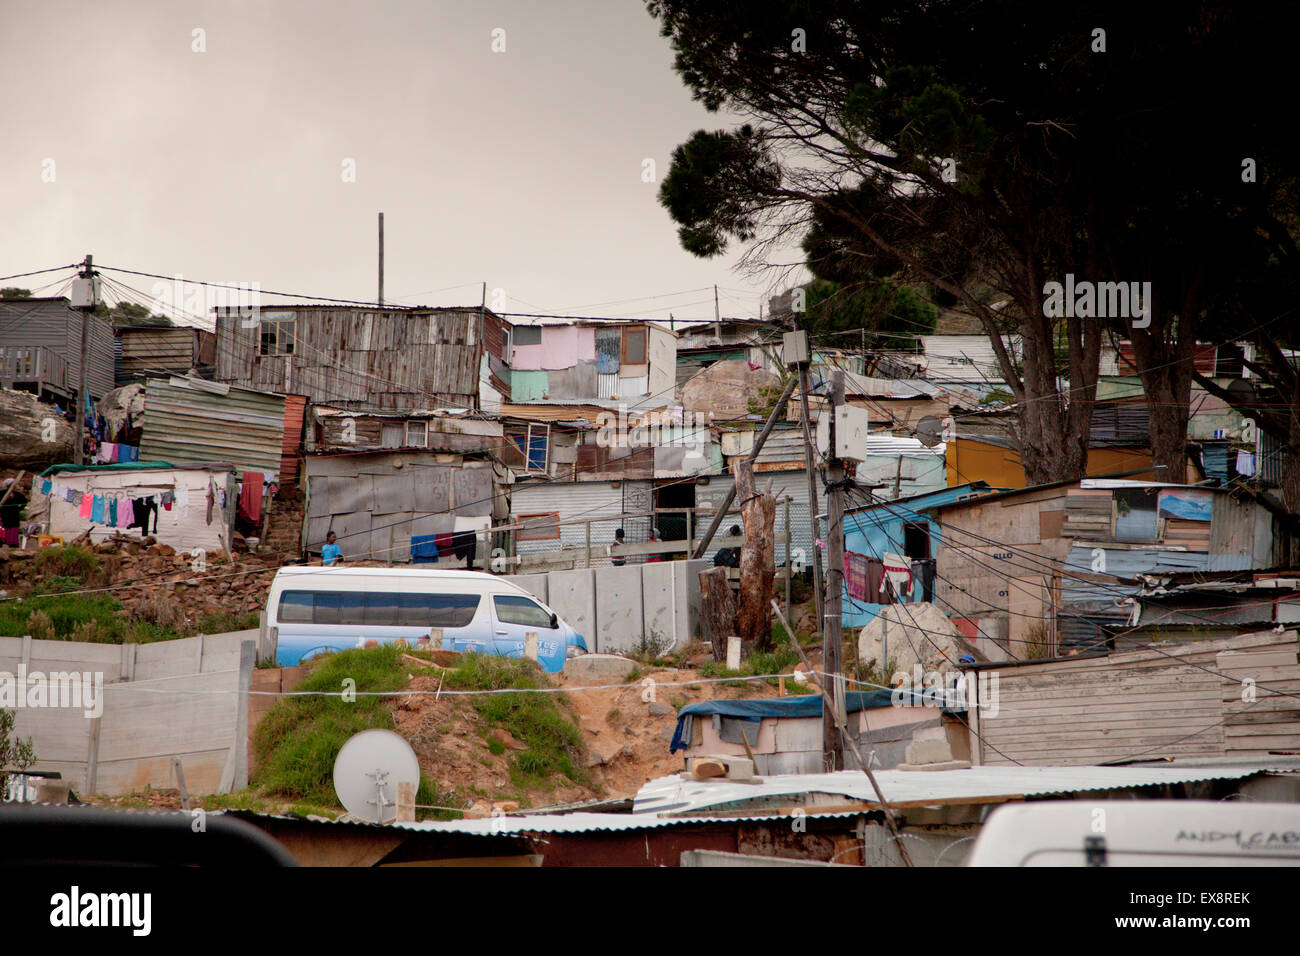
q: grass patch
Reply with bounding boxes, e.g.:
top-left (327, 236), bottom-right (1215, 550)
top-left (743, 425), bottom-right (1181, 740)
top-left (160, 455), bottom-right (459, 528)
top-left (251, 646), bottom-right (508, 820)
top-left (197, 610), bottom-right (260, 634)
top-left (29, 575), bottom-right (82, 595)
top-left (699, 644), bottom-right (800, 688)
top-left (0, 592), bottom-right (125, 640)
top-left (251, 646), bottom-right (451, 815)
top-left (443, 653), bottom-right (586, 792)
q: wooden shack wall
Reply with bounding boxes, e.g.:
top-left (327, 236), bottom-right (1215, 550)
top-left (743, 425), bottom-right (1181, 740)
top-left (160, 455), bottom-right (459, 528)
top-left (969, 629), bottom-right (1300, 765)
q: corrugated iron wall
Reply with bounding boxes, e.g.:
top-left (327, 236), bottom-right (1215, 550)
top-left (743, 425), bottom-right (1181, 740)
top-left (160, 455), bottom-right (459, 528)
top-left (140, 378), bottom-right (286, 475)
top-left (280, 395), bottom-right (306, 486)
top-left (214, 308), bottom-right (482, 410)
top-left (119, 328), bottom-right (197, 378)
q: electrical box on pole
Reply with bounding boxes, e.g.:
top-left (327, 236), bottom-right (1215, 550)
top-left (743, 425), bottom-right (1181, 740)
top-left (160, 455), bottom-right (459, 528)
top-left (71, 274), bottom-right (100, 311)
top-left (816, 404), bottom-right (870, 461)
top-left (782, 330), bottom-right (809, 367)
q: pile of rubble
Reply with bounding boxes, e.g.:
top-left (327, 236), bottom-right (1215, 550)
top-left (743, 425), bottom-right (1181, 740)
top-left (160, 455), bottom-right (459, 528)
top-left (1, 532), bottom-right (282, 628)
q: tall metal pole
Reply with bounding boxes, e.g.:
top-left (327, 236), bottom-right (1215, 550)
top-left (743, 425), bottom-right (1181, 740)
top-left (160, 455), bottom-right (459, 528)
top-left (822, 368), bottom-right (846, 771)
top-left (73, 254), bottom-right (92, 466)
top-left (377, 213), bottom-right (385, 305)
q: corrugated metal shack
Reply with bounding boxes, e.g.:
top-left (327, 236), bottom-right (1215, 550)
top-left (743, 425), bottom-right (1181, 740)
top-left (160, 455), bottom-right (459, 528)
top-left (841, 482), bottom-right (997, 629)
top-left (140, 376), bottom-right (287, 476)
top-left (485, 316), bottom-right (676, 407)
top-left (963, 629), bottom-right (1300, 766)
top-left (0, 297), bottom-right (115, 403)
top-left (116, 325), bottom-right (216, 382)
top-left (931, 478), bottom-right (1290, 657)
top-left (788, 371), bottom-right (965, 435)
top-left (301, 450), bottom-right (505, 562)
top-left (214, 305), bottom-right (486, 410)
top-left (35, 462), bottom-right (237, 553)
top-left (305, 404), bottom-right (503, 456)
top-left (1127, 573), bottom-right (1300, 647)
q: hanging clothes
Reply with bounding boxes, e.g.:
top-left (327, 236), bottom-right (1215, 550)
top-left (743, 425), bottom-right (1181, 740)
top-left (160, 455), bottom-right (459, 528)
top-left (239, 473), bottom-right (264, 523)
top-left (128, 497), bottom-right (149, 533)
top-left (912, 559), bottom-right (936, 603)
top-left (845, 552), bottom-right (869, 602)
top-left (108, 498), bottom-right (118, 526)
top-left (40, 479), bottom-right (52, 496)
top-left (90, 495), bottom-right (105, 524)
top-left (882, 553), bottom-right (912, 602)
top-left (118, 497), bottom-right (135, 529)
top-left (175, 485), bottom-right (189, 510)
top-left (78, 493), bottom-right (94, 520)
top-left (161, 490), bottom-right (174, 511)
top-left (862, 557), bottom-right (884, 604)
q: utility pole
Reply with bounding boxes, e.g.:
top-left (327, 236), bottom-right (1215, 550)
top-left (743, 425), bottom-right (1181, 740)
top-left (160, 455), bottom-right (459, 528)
top-left (795, 360), bottom-right (825, 653)
top-left (73, 254), bottom-right (93, 466)
top-left (822, 367), bottom-right (847, 771)
top-left (377, 212), bottom-right (385, 305)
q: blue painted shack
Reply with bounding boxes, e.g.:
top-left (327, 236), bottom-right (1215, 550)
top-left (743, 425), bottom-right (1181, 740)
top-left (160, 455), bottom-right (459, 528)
top-left (840, 481), bottom-right (997, 628)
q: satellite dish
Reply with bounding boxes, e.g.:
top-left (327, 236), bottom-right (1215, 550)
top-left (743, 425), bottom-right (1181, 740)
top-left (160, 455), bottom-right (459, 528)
top-left (333, 729), bottom-right (420, 824)
top-left (916, 415), bottom-right (944, 447)
top-left (1226, 378), bottom-right (1258, 410)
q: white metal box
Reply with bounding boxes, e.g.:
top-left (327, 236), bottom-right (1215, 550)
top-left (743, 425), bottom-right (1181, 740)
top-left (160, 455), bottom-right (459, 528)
top-left (815, 404), bottom-right (871, 461)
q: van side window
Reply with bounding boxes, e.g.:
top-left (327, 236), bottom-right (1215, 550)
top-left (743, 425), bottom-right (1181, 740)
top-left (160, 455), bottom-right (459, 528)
top-left (493, 594), bottom-right (554, 629)
top-left (279, 591), bottom-right (313, 623)
top-left (277, 590), bottom-right (480, 628)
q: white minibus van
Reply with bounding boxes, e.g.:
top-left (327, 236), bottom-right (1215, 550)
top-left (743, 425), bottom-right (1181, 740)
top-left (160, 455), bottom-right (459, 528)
top-left (965, 800), bottom-right (1300, 866)
top-left (265, 567), bottom-right (588, 673)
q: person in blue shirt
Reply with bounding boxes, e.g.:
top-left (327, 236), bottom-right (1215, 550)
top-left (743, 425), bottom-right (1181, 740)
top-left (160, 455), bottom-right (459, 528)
top-left (321, 531), bottom-right (343, 566)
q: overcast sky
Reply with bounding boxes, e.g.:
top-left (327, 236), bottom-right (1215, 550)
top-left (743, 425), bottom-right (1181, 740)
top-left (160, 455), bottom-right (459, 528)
top-left (0, 0), bottom-right (795, 326)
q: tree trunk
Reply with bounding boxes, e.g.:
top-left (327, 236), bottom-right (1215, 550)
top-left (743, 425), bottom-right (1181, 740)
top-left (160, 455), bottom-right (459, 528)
top-left (1282, 374), bottom-right (1300, 566)
top-left (1007, 286), bottom-right (1098, 486)
top-left (698, 567), bottom-right (737, 662)
top-left (735, 459), bottom-right (776, 650)
top-left (1127, 303), bottom-right (1197, 483)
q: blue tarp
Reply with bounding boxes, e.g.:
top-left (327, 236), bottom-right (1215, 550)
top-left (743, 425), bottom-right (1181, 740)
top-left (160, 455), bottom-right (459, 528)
top-left (669, 690), bottom-right (937, 753)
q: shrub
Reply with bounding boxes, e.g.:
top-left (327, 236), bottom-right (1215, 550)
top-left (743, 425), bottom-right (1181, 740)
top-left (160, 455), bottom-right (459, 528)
top-left (0, 709), bottom-right (35, 796)
top-left (25, 610), bottom-right (54, 641)
top-left (33, 546), bottom-right (100, 580)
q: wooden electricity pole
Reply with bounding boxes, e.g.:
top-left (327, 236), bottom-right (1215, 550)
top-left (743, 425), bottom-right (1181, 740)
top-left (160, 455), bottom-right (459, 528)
top-left (796, 360), bottom-right (825, 645)
top-left (73, 254), bottom-right (93, 466)
top-left (822, 368), bottom-right (847, 771)
top-left (378, 212), bottom-right (385, 305)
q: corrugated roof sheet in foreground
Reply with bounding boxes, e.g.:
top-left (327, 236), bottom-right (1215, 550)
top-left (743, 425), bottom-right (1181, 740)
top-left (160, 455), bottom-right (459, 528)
top-left (225, 765), bottom-right (1269, 838)
top-left (630, 765), bottom-right (1266, 816)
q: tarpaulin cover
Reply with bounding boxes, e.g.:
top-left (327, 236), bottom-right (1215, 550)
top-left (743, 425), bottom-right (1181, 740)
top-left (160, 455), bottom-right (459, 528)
top-left (670, 690), bottom-right (933, 753)
top-left (40, 461), bottom-right (175, 476)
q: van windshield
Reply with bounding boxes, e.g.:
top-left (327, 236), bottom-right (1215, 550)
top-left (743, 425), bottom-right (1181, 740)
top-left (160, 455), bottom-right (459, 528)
top-left (278, 590), bottom-right (480, 628)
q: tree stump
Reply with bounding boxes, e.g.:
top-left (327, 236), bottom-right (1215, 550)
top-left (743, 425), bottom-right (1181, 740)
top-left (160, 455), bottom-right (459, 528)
top-left (698, 566), bottom-right (737, 661)
top-left (735, 459), bottom-right (776, 650)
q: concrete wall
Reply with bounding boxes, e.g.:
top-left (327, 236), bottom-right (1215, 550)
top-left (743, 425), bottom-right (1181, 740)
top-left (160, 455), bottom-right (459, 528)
top-left (0, 631), bottom-right (254, 796)
top-left (504, 558), bottom-right (708, 654)
top-left (546, 569), bottom-right (595, 645)
top-left (595, 565), bottom-right (644, 654)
